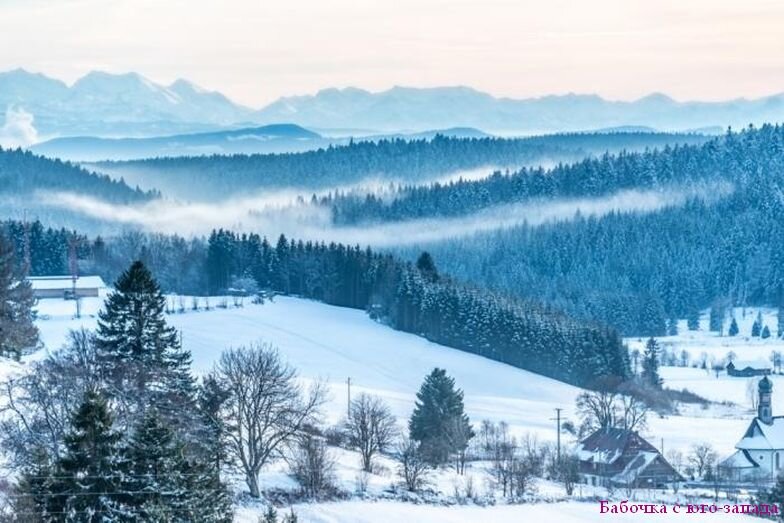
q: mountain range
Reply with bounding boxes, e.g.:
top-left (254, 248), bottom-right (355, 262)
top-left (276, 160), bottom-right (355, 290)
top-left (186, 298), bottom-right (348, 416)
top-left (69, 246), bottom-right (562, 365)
top-left (2, 68), bottom-right (784, 139)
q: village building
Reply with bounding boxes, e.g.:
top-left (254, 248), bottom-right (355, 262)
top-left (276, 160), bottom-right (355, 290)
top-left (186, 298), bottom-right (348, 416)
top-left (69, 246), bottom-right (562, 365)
top-left (28, 275), bottom-right (107, 299)
top-left (719, 376), bottom-right (784, 483)
top-left (576, 427), bottom-right (682, 488)
top-left (727, 359), bottom-right (772, 378)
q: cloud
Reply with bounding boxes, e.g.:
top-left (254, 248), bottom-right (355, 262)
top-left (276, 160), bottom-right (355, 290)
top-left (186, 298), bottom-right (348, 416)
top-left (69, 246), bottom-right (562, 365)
top-left (0, 106), bottom-right (39, 148)
top-left (35, 182), bottom-right (733, 247)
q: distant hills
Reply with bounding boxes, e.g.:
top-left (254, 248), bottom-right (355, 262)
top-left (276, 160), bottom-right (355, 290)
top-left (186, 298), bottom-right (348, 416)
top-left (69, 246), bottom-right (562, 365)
top-left (32, 124), bottom-right (498, 161)
top-left (257, 86), bottom-right (784, 134)
top-left (31, 124), bottom-right (326, 161)
top-left (2, 69), bottom-right (784, 140)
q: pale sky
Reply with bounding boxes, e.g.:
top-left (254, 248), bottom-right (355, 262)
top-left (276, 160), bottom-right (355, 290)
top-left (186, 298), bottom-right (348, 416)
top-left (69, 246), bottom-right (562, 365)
top-left (1, 0), bottom-right (783, 107)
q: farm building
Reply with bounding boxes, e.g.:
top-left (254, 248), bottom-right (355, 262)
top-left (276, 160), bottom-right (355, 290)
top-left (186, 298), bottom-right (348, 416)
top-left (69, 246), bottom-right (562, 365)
top-left (28, 275), bottom-right (107, 299)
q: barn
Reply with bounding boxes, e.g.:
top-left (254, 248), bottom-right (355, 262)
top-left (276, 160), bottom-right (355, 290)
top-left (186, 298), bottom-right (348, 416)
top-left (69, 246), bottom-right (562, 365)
top-left (28, 275), bottom-right (107, 299)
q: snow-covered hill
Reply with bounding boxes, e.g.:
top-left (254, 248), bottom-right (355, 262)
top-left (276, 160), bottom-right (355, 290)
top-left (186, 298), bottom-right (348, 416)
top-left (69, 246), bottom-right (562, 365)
top-left (16, 295), bottom-right (762, 521)
top-left (34, 296), bottom-right (748, 457)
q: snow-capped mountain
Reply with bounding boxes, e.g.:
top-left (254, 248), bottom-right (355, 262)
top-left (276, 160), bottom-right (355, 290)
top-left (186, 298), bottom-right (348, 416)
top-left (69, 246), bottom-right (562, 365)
top-left (255, 85), bottom-right (784, 133)
top-left (0, 69), bottom-right (255, 137)
top-left (4, 68), bottom-right (784, 139)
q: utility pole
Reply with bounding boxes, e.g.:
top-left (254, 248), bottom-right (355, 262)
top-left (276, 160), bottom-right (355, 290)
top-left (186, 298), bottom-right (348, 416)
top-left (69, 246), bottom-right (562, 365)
top-left (551, 408), bottom-right (563, 462)
top-left (68, 234), bottom-right (81, 319)
top-left (346, 377), bottom-right (352, 418)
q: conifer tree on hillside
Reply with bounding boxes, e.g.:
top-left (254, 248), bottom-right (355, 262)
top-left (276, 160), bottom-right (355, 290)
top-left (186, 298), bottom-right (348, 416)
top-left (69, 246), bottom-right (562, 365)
top-left (415, 251), bottom-right (439, 282)
top-left (728, 317), bottom-right (739, 336)
top-left (55, 389), bottom-right (127, 521)
top-left (95, 260), bottom-right (194, 419)
top-left (0, 231), bottom-right (38, 359)
top-left (124, 409), bottom-right (232, 522)
top-left (687, 309), bottom-right (700, 331)
top-left (640, 338), bottom-right (662, 388)
top-left (409, 368), bottom-right (474, 466)
top-left (752, 312), bottom-right (763, 337)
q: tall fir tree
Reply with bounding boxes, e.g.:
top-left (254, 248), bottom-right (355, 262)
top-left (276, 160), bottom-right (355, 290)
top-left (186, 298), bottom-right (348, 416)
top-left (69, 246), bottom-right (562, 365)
top-left (752, 311), bottom-right (763, 337)
top-left (56, 389), bottom-right (127, 521)
top-left (95, 261), bottom-right (194, 420)
top-left (640, 338), bottom-right (662, 388)
top-left (0, 231), bottom-right (38, 359)
top-left (728, 317), bottom-right (739, 336)
top-left (409, 368), bottom-right (474, 465)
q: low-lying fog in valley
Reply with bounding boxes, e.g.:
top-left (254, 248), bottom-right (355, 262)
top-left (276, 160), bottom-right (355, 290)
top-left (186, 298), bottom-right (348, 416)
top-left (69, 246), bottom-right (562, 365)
top-left (35, 181), bottom-right (733, 247)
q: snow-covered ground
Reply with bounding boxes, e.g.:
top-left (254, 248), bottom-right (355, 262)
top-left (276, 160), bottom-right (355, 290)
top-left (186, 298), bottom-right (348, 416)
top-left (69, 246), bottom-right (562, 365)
top-left (32, 296), bottom-right (751, 456)
top-left (11, 296), bottom-right (770, 521)
top-left (235, 500), bottom-right (757, 523)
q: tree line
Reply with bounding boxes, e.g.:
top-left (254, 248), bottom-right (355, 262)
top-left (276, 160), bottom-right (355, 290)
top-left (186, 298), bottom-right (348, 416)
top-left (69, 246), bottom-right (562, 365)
top-left (324, 125), bottom-right (766, 225)
top-left (386, 124), bottom-right (784, 335)
top-left (0, 225), bottom-right (631, 386)
top-left (95, 132), bottom-right (708, 200)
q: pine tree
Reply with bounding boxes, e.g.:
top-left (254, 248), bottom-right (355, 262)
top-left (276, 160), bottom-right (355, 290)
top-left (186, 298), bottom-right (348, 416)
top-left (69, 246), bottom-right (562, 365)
top-left (752, 312), bottom-right (763, 337)
top-left (56, 389), bottom-right (127, 521)
top-left (12, 446), bottom-right (59, 520)
top-left (0, 231), bottom-right (38, 359)
top-left (409, 368), bottom-right (474, 466)
top-left (95, 260), bottom-right (194, 419)
top-left (762, 325), bottom-right (771, 339)
top-left (687, 309), bottom-right (700, 331)
top-left (415, 252), bottom-right (439, 282)
top-left (728, 317), bottom-right (739, 336)
top-left (778, 304), bottom-right (784, 338)
top-left (640, 338), bottom-right (662, 388)
top-left (124, 409), bottom-right (232, 522)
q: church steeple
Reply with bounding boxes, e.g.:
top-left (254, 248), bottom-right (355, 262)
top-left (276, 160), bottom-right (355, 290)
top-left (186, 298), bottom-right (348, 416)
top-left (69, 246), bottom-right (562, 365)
top-left (759, 376), bottom-right (773, 425)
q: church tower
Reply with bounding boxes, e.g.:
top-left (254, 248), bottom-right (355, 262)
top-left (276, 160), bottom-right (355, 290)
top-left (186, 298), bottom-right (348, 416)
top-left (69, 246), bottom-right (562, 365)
top-left (759, 376), bottom-right (773, 425)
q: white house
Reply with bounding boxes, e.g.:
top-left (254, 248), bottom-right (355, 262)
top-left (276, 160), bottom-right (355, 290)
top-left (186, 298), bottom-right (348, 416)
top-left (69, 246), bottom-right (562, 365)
top-left (719, 376), bottom-right (784, 483)
top-left (28, 275), bottom-right (107, 299)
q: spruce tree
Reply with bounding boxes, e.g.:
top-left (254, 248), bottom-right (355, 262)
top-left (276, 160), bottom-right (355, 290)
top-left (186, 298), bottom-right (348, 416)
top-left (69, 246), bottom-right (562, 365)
top-left (12, 447), bottom-right (59, 520)
top-left (640, 338), bottom-right (662, 388)
top-left (686, 309), bottom-right (700, 331)
top-left (752, 312), bottom-right (763, 337)
top-left (124, 409), bottom-right (232, 522)
top-left (409, 368), bottom-right (474, 466)
top-left (56, 389), bottom-right (127, 521)
top-left (0, 231), bottom-right (38, 359)
top-left (95, 261), bottom-right (194, 418)
top-left (762, 325), bottom-right (771, 339)
top-left (728, 317), bottom-right (739, 336)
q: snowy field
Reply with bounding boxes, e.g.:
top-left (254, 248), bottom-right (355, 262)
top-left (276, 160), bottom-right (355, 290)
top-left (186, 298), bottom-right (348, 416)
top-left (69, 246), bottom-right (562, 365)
top-left (32, 296), bottom-right (751, 457)
top-left (7, 296), bottom-right (770, 521)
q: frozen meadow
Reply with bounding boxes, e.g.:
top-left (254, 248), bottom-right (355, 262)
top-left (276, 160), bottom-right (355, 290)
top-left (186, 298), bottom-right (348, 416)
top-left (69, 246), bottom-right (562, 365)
top-left (10, 295), bottom-right (775, 521)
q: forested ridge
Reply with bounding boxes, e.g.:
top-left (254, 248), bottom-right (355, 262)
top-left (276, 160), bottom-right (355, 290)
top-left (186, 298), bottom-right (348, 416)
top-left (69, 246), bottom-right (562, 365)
top-left (0, 147), bottom-right (153, 202)
top-left (94, 132), bottom-right (708, 200)
top-left (393, 124), bottom-right (784, 335)
top-left (326, 125), bottom-right (776, 224)
top-left (1, 220), bottom-right (629, 387)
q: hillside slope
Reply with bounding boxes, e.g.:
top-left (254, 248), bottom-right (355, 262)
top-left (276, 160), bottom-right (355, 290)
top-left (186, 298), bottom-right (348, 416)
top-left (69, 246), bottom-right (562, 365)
top-left (35, 295), bottom-right (747, 457)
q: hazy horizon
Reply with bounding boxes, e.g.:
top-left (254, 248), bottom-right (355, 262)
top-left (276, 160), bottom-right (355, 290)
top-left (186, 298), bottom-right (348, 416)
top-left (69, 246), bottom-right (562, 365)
top-left (2, 0), bottom-right (783, 107)
top-left (5, 66), bottom-right (784, 111)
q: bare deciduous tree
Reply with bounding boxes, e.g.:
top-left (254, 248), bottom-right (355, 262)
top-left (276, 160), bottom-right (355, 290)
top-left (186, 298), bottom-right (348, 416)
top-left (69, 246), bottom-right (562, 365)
top-left (288, 434), bottom-right (336, 498)
top-left (345, 393), bottom-right (398, 472)
top-left (689, 443), bottom-right (718, 479)
top-left (618, 393), bottom-right (649, 431)
top-left (576, 389), bottom-right (619, 431)
top-left (397, 438), bottom-right (430, 492)
top-left (216, 343), bottom-right (326, 498)
top-left (0, 329), bottom-right (97, 466)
